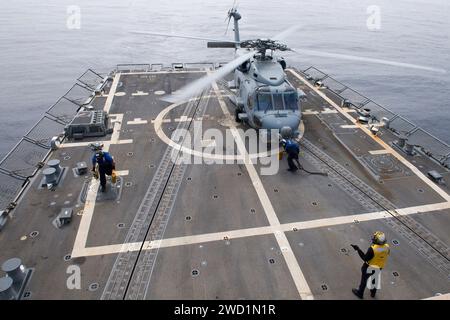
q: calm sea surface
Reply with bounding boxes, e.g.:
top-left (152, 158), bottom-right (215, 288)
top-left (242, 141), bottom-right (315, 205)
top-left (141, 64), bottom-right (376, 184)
top-left (0, 0), bottom-right (449, 157)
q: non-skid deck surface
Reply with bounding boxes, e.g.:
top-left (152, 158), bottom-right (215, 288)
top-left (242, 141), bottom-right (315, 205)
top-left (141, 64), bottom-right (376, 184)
top-left (0, 68), bottom-right (449, 300)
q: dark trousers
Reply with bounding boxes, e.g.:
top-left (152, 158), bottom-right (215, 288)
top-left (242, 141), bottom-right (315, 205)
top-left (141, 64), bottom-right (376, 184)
top-left (98, 164), bottom-right (113, 187)
top-left (357, 263), bottom-right (378, 297)
top-left (287, 153), bottom-right (300, 170)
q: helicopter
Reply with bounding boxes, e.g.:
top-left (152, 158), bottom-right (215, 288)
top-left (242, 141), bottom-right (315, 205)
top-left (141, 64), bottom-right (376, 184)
top-left (133, 6), bottom-right (305, 138)
top-left (132, 4), bottom-right (446, 139)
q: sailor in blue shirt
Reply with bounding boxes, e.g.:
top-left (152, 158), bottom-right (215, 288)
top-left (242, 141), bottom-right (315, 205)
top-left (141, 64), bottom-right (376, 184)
top-left (281, 139), bottom-right (301, 172)
top-left (91, 146), bottom-right (115, 192)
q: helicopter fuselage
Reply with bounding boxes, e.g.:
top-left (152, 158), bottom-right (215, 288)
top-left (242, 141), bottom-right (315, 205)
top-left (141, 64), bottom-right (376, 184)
top-left (231, 53), bottom-right (302, 136)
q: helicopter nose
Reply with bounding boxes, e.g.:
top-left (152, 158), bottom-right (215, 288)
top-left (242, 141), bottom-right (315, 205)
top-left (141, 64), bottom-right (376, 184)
top-left (260, 115), bottom-right (300, 131)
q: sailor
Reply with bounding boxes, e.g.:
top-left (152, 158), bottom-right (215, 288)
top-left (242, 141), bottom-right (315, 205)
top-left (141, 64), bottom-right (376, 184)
top-left (281, 138), bottom-right (301, 172)
top-left (351, 231), bottom-right (390, 299)
top-left (91, 143), bottom-right (115, 192)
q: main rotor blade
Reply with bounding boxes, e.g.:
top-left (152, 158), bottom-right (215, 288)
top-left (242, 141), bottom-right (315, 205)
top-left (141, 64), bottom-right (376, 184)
top-left (290, 48), bottom-right (447, 74)
top-left (272, 24), bottom-right (302, 42)
top-left (162, 50), bottom-right (255, 103)
top-left (131, 31), bottom-right (237, 43)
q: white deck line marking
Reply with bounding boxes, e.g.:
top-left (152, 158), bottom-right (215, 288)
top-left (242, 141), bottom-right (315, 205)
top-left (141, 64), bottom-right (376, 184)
top-left (369, 150), bottom-right (391, 155)
top-left (175, 116), bottom-right (192, 122)
top-left (75, 201), bottom-right (450, 258)
top-left (201, 139), bottom-right (216, 148)
top-left (287, 69), bottom-right (450, 202)
top-left (104, 73), bottom-right (121, 113)
top-left (340, 124), bottom-right (359, 129)
top-left (131, 91), bottom-right (149, 96)
top-left (127, 118), bottom-right (148, 125)
top-left (423, 293), bottom-right (450, 300)
top-left (60, 139), bottom-right (132, 149)
top-left (211, 80), bottom-right (313, 300)
top-left (71, 116), bottom-right (126, 257)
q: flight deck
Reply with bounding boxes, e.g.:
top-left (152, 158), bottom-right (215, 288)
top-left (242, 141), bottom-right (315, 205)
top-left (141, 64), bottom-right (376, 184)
top-left (0, 65), bottom-right (449, 300)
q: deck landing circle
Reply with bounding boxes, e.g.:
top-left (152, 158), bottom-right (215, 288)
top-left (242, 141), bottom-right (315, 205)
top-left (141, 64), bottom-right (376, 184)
top-left (153, 96), bottom-right (303, 161)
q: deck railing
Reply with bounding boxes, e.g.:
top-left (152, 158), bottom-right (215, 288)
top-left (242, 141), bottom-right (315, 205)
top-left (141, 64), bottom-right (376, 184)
top-left (302, 66), bottom-right (450, 167)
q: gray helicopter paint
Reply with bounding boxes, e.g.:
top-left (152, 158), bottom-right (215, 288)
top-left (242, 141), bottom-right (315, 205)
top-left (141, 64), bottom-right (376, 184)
top-left (232, 59), bottom-right (301, 133)
top-left (224, 12), bottom-right (302, 135)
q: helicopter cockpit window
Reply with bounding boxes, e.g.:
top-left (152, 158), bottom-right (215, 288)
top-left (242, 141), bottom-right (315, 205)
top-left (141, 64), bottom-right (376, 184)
top-left (283, 92), bottom-right (298, 111)
top-left (256, 93), bottom-right (272, 111)
top-left (272, 94), bottom-right (284, 110)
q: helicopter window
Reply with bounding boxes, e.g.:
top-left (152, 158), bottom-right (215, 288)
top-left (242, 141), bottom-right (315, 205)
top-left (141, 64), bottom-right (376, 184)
top-left (256, 93), bottom-right (272, 111)
top-left (284, 92), bottom-right (298, 111)
top-left (272, 94), bottom-right (284, 110)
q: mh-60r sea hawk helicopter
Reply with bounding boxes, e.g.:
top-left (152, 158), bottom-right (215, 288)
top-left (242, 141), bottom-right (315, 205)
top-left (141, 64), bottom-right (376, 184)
top-left (133, 4), bottom-right (447, 140)
top-left (133, 6), bottom-right (306, 138)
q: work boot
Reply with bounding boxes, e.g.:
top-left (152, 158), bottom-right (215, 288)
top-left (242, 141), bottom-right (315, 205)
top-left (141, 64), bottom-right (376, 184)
top-left (100, 185), bottom-right (106, 193)
top-left (370, 289), bottom-right (376, 298)
top-left (352, 288), bottom-right (363, 299)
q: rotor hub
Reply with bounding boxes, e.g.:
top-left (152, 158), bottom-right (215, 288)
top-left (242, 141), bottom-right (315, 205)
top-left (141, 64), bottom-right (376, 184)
top-left (240, 39), bottom-right (290, 54)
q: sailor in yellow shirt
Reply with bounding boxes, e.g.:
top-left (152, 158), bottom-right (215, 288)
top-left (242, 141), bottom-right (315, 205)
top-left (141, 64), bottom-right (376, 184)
top-left (351, 231), bottom-right (390, 299)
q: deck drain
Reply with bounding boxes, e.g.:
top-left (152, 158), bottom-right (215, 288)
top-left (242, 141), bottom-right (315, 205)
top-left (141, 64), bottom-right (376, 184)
top-left (327, 184), bottom-right (332, 187)
top-left (125, 182), bottom-right (133, 187)
top-left (64, 156), bottom-right (71, 161)
top-left (77, 210), bottom-right (84, 216)
top-left (213, 195), bottom-right (218, 199)
top-left (321, 284), bottom-right (328, 291)
top-left (311, 202), bottom-right (318, 206)
top-left (29, 231), bottom-right (39, 238)
top-left (187, 177), bottom-right (192, 181)
top-left (191, 269), bottom-right (199, 277)
top-left (274, 189), bottom-right (278, 193)
top-left (185, 216), bottom-right (192, 221)
top-left (117, 223), bottom-right (125, 229)
top-left (64, 254), bottom-right (71, 261)
top-left (392, 271), bottom-right (399, 277)
top-left (340, 248), bottom-right (348, 254)
top-left (237, 172), bottom-right (242, 176)
top-left (392, 239), bottom-right (399, 246)
top-left (250, 208), bottom-right (256, 214)
top-left (417, 189), bottom-right (424, 193)
top-left (89, 283), bottom-right (99, 291)
top-left (127, 152), bottom-right (134, 157)
top-left (149, 164), bottom-right (155, 168)
top-left (268, 259), bottom-right (275, 264)
top-left (354, 219), bottom-right (360, 224)
top-left (23, 291), bottom-right (31, 299)
top-left (168, 127), bottom-right (174, 131)
top-left (293, 227), bottom-right (298, 232)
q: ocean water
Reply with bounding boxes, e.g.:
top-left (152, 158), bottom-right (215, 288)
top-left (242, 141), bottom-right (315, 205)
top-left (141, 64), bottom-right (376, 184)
top-left (0, 0), bottom-right (449, 158)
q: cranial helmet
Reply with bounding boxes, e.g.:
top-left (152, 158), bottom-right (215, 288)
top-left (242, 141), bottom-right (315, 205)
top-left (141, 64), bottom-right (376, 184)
top-left (372, 231), bottom-right (386, 245)
top-left (91, 142), bottom-right (104, 151)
